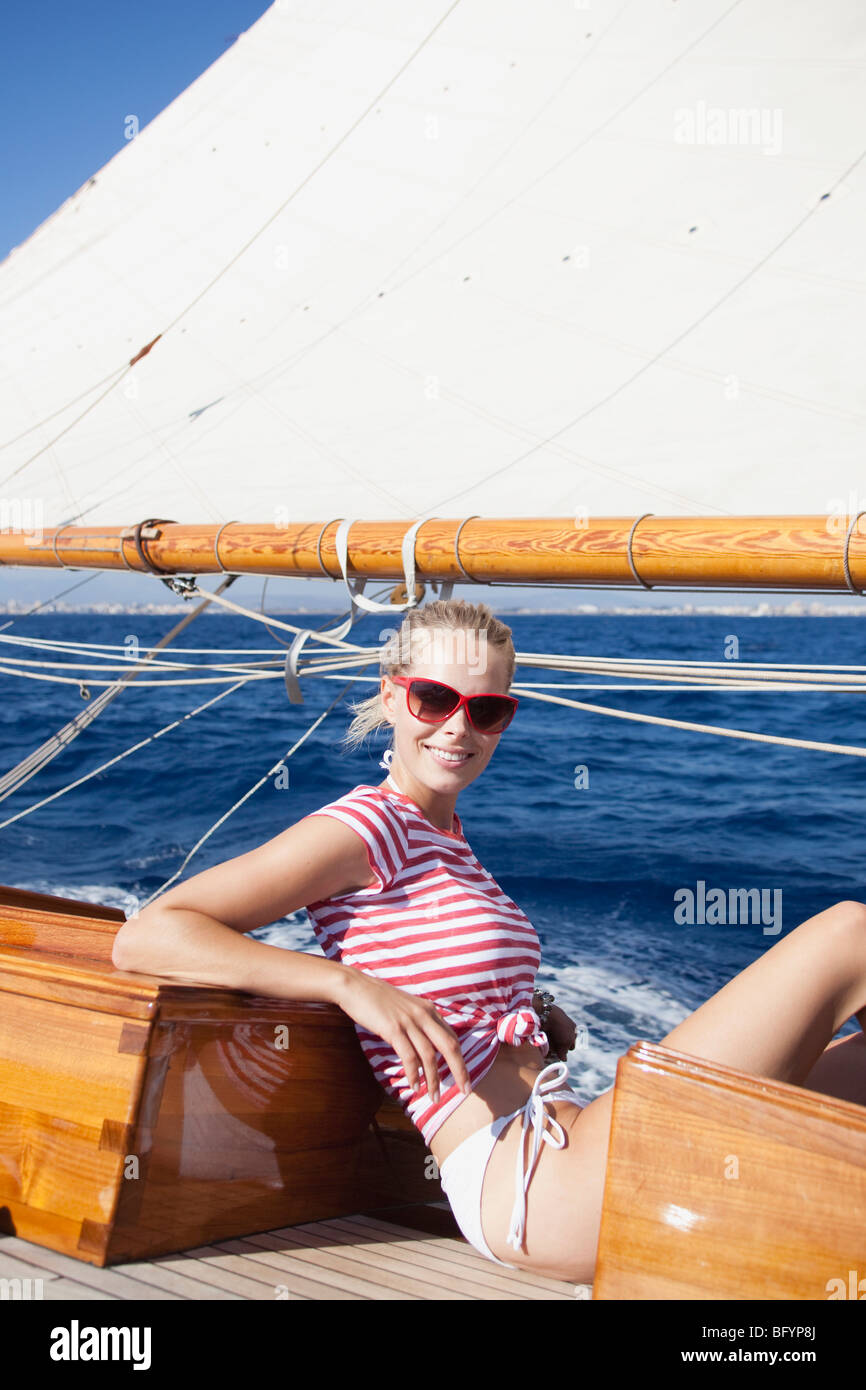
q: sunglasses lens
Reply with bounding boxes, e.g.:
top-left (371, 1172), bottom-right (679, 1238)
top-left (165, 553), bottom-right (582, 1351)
top-left (466, 696), bottom-right (515, 732)
top-left (408, 680), bottom-right (460, 721)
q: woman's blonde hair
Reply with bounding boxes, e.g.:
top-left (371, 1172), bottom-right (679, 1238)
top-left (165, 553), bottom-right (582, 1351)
top-left (341, 598), bottom-right (516, 752)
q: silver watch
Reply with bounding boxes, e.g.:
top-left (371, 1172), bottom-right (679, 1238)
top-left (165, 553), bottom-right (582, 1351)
top-left (533, 988), bottom-right (555, 1026)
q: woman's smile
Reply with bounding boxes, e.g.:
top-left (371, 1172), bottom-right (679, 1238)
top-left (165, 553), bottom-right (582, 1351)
top-left (423, 743), bottom-right (475, 768)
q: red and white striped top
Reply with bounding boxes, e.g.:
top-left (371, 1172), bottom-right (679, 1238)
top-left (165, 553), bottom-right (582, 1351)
top-left (304, 782), bottom-right (547, 1145)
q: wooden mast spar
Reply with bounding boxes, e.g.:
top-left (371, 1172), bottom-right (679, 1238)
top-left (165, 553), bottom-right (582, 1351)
top-left (3, 515), bottom-right (866, 591)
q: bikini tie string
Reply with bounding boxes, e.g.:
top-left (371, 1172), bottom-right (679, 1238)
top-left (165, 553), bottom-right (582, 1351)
top-left (506, 1060), bottom-right (571, 1254)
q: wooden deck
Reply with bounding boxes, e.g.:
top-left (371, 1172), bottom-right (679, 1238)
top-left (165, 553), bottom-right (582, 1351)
top-left (0, 1205), bottom-right (589, 1300)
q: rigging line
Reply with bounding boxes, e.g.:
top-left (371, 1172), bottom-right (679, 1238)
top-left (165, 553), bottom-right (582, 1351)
top-left (0, 666), bottom-right (276, 687)
top-left (309, 665), bottom-right (866, 692)
top-left (328, 677), bottom-right (866, 692)
top-left (254, 575), bottom-right (395, 651)
top-left (0, 364), bottom-right (134, 455)
top-left (0, 363), bottom-right (135, 490)
top-left (0, 634), bottom-right (333, 656)
top-left (7, 628), bottom-right (866, 675)
top-left (517, 687), bottom-right (866, 758)
top-left (0, 571), bottom-right (103, 633)
top-left (516, 653), bottom-right (866, 671)
top-left (118, 390), bottom-right (221, 524)
top-left (137, 663), bottom-right (377, 910)
top-left (189, 584), bottom-right (381, 652)
top-left (0, 654), bottom-right (284, 673)
top-left (513, 681), bottom-right (866, 693)
top-left (334, 320), bottom-right (731, 521)
top-left (426, 134), bottom-right (866, 514)
top-left (513, 658), bottom-right (866, 685)
top-left (0, 677), bottom-right (252, 828)
top-left (0, 574), bottom-right (239, 801)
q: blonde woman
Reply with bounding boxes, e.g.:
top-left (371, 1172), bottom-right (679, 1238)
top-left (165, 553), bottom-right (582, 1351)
top-left (113, 598), bottom-right (866, 1284)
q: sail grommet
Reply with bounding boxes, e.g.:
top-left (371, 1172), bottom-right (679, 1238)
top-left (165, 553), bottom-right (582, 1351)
top-left (627, 513), bottom-right (655, 590)
top-left (452, 515), bottom-right (483, 585)
top-left (842, 512), bottom-right (866, 594)
top-left (214, 520), bottom-right (240, 574)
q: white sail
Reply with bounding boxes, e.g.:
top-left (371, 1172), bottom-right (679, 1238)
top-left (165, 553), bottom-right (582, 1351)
top-left (1, 0), bottom-right (864, 532)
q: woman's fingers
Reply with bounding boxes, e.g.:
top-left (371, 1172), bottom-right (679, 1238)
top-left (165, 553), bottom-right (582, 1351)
top-left (406, 1027), bottom-right (442, 1102)
top-left (397, 1006), bottom-right (470, 1101)
top-left (422, 1012), bottom-right (471, 1095)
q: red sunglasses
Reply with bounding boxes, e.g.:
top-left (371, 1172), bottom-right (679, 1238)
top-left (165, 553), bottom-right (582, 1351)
top-left (389, 675), bottom-right (518, 734)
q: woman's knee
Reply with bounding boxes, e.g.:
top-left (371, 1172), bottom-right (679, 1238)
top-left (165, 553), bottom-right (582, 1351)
top-left (826, 900), bottom-right (866, 944)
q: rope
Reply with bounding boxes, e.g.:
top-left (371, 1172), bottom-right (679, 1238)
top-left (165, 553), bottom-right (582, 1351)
top-left (0, 575), bottom-right (239, 802)
top-left (136, 664), bottom-right (375, 910)
top-left (515, 686), bottom-right (866, 758)
top-left (0, 678), bottom-right (252, 830)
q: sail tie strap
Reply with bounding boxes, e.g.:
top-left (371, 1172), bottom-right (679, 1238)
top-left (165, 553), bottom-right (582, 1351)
top-left (283, 517), bottom-right (430, 701)
top-left (333, 518), bottom-right (428, 615)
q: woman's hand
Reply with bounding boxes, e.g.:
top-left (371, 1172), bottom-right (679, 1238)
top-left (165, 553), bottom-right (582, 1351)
top-left (543, 1004), bottom-right (579, 1062)
top-left (333, 966), bottom-right (470, 1104)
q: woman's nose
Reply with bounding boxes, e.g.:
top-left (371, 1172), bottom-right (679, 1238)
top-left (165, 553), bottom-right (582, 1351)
top-left (440, 704), bottom-right (473, 736)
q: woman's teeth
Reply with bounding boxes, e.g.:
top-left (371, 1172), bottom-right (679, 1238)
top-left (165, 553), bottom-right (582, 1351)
top-left (425, 745), bottom-right (472, 766)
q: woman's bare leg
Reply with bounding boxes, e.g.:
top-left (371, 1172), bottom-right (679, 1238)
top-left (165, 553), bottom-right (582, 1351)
top-left (801, 1031), bottom-right (866, 1105)
top-left (479, 899), bottom-right (866, 1283)
top-left (656, 899), bottom-right (866, 1084)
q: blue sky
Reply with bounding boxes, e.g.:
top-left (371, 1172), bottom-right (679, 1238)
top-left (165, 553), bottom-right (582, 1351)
top-left (1, 1), bottom-right (272, 261)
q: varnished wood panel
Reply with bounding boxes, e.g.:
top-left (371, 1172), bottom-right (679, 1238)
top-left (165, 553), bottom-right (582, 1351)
top-left (594, 1041), bottom-right (866, 1300)
top-left (0, 892), bottom-right (439, 1267)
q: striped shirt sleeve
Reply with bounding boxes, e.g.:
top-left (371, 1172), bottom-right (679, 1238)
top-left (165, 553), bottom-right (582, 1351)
top-left (307, 789), bottom-right (408, 896)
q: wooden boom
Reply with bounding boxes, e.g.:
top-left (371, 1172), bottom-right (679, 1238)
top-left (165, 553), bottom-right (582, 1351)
top-left (3, 516), bottom-right (866, 591)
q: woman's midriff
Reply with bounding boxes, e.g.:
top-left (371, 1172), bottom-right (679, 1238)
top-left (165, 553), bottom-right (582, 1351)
top-left (429, 1040), bottom-right (571, 1169)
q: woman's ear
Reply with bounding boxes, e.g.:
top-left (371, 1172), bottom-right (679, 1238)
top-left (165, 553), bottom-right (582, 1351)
top-left (380, 675), bottom-right (395, 724)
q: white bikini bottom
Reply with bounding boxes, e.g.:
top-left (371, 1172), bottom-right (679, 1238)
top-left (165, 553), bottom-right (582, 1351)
top-left (437, 1060), bottom-right (583, 1267)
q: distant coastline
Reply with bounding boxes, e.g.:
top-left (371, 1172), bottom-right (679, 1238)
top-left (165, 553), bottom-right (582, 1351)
top-left (1, 600), bottom-right (865, 618)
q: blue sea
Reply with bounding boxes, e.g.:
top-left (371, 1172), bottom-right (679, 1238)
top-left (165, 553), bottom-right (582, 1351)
top-left (2, 609), bottom-right (864, 1102)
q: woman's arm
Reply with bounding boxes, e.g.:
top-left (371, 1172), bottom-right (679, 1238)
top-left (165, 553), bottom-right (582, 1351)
top-left (111, 813), bottom-right (470, 1102)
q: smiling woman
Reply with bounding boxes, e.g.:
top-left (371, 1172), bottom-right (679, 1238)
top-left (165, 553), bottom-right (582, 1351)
top-left (112, 597), bottom-right (866, 1286)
